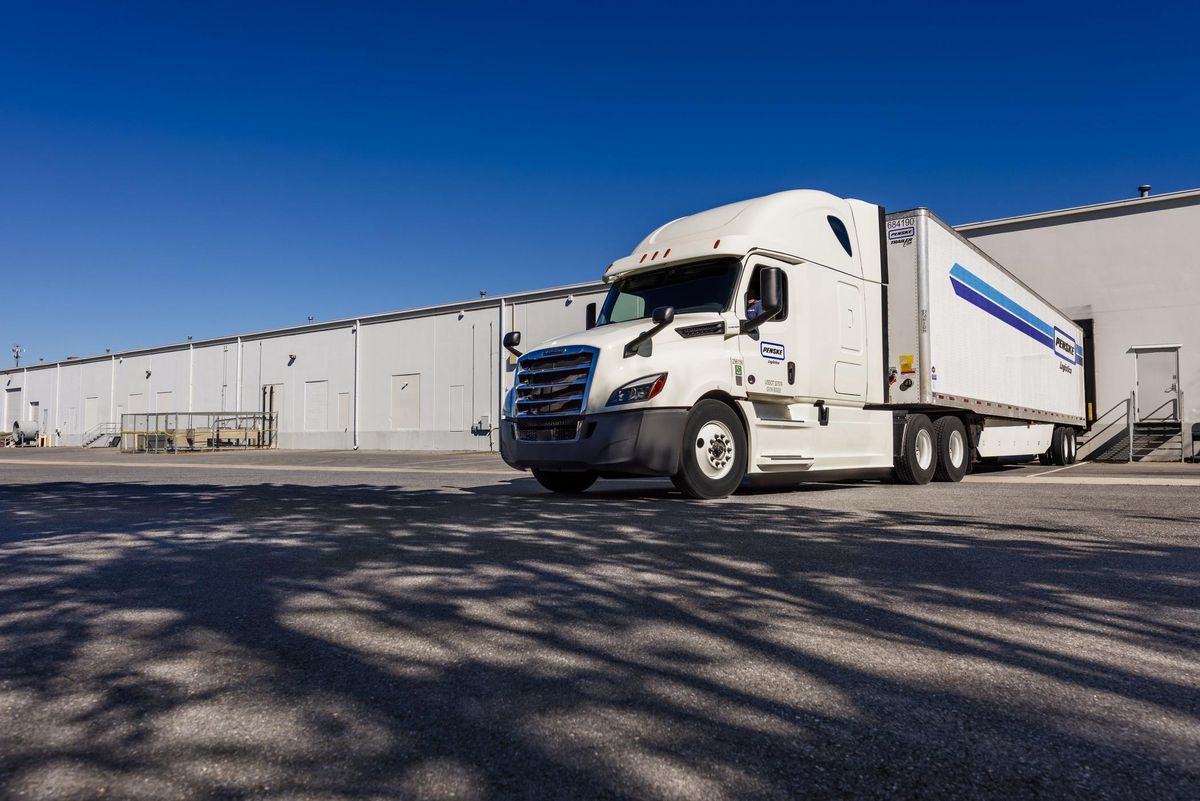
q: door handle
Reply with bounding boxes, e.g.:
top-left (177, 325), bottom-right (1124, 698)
top-left (787, 362), bottom-right (795, 385)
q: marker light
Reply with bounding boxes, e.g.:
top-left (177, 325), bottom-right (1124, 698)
top-left (607, 373), bottom-right (668, 406)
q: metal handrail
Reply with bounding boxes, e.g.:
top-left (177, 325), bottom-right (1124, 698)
top-left (81, 421), bottom-right (121, 446)
top-left (1079, 397), bottom-right (1131, 444)
top-left (1137, 397), bottom-right (1178, 423)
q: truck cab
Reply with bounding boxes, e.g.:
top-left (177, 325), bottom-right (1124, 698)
top-left (500, 190), bottom-right (895, 498)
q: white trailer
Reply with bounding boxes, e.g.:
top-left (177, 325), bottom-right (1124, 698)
top-left (499, 190), bottom-right (1085, 498)
top-left (884, 208), bottom-right (1085, 472)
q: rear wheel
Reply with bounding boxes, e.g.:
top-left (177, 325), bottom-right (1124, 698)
top-left (532, 469), bottom-right (597, 494)
top-left (895, 413), bottom-right (937, 485)
top-left (1048, 426), bottom-right (1077, 466)
top-left (672, 400), bottom-right (747, 499)
top-left (932, 416), bottom-right (969, 482)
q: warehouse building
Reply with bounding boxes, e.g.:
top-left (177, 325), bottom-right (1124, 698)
top-left (2, 282), bottom-right (605, 452)
top-left (3, 187), bottom-right (1196, 459)
top-left (961, 187), bottom-right (1198, 460)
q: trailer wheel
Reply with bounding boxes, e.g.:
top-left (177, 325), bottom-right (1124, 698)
top-left (932, 416), bottom-right (969, 482)
top-left (895, 414), bottom-right (937, 485)
top-left (672, 400), bottom-right (747, 499)
top-left (1049, 426), bottom-right (1077, 466)
top-left (532, 469), bottom-right (597, 494)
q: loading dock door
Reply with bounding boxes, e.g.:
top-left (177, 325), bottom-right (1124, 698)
top-left (4, 388), bottom-right (20, 429)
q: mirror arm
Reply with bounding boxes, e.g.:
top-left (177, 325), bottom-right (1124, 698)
top-left (739, 307), bottom-right (780, 335)
top-left (624, 319), bottom-right (671, 358)
top-left (504, 342), bottom-right (523, 358)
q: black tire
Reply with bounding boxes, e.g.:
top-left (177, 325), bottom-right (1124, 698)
top-left (1048, 426), bottom-right (1077, 466)
top-left (1038, 452), bottom-right (1053, 466)
top-left (672, 400), bottom-right (747, 499)
top-left (532, 469), bottom-right (597, 494)
top-left (895, 413), bottom-right (937, 485)
top-left (932, 416), bottom-right (969, 482)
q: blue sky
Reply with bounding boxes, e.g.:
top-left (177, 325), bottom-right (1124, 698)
top-left (3, 1), bottom-right (1198, 362)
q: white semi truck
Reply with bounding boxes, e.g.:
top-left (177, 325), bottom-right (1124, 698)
top-left (500, 190), bottom-right (1085, 498)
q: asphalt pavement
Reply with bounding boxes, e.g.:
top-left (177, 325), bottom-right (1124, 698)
top-left (1, 448), bottom-right (1197, 800)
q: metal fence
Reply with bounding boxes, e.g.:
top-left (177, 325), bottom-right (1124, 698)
top-left (120, 411), bottom-right (278, 453)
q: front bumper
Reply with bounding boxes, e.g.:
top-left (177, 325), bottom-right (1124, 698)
top-left (500, 408), bottom-right (687, 477)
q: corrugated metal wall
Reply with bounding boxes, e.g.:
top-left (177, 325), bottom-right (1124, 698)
top-left (2, 284), bottom-right (607, 451)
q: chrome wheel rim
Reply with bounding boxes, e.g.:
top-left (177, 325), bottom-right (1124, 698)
top-left (915, 428), bottom-right (934, 471)
top-left (696, 420), bottom-right (736, 479)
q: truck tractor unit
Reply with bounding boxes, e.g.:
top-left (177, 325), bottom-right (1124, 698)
top-left (500, 190), bottom-right (1085, 498)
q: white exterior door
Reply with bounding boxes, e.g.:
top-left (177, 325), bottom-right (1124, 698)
top-left (83, 396), bottom-right (100, 432)
top-left (391, 374), bottom-right (420, 429)
top-left (1134, 348), bottom-right (1181, 421)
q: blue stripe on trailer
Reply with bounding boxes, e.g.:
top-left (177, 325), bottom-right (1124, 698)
top-left (950, 277), bottom-right (1053, 348)
top-left (948, 263), bottom-right (1053, 339)
top-left (948, 263), bottom-right (1083, 365)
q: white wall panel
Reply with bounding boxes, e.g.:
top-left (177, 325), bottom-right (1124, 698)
top-left (240, 326), bottom-right (355, 449)
top-left (192, 343), bottom-right (236, 412)
top-left (55, 365), bottom-right (83, 444)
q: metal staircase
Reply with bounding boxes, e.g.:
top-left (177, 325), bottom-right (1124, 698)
top-left (1078, 392), bottom-right (1185, 463)
top-left (82, 422), bottom-right (121, 448)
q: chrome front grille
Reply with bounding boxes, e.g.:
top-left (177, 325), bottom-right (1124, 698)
top-left (513, 346), bottom-right (597, 441)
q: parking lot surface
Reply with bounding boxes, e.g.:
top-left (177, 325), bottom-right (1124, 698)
top-left (1, 449), bottom-right (1197, 800)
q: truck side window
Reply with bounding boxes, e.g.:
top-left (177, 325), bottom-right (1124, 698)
top-left (827, 216), bottom-right (853, 257)
top-left (746, 265), bottom-right (788, 322)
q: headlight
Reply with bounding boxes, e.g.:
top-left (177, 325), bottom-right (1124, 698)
top-left (607, 373), bottom-right (668, 406)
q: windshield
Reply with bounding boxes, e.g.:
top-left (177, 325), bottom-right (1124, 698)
top-left (597, 258), bottom-right (741, 326)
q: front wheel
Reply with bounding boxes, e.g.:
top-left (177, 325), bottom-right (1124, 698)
top-left (672, 400), bottom-right (747, 499)
top-left (532, 469), bottom-right (597, 494)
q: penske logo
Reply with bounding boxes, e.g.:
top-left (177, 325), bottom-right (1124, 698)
top-left (1053, 328), bottom-right (1077, 363)
top-left (760, 341), bottom-right (785, 362)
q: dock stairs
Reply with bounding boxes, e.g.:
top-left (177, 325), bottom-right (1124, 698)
top-left (1077, 393), bottom-right (1187, 463)
top-left (82, 422), bottom-right (121, 448)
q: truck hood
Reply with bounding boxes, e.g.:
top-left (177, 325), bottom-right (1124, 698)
top-left (518, 313), bottom-right (735, 414)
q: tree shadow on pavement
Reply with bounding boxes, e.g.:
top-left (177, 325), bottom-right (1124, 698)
top-left (0, 479), bottom-right (1197, 800)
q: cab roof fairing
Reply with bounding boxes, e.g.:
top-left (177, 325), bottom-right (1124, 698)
top-left (602, 189), bottom-right (867, 282)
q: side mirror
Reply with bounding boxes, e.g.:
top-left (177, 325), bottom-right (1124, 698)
top-left (503, 331), bottom-right (523, 358)
top-left (652, 306), bottom-right (675, 326)
top-left (585, 302), bottom-right (597, 330)
top-left (741, 267), bottom-right (784, 333)
top-left (759, 267), bottom-right (783, 316)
